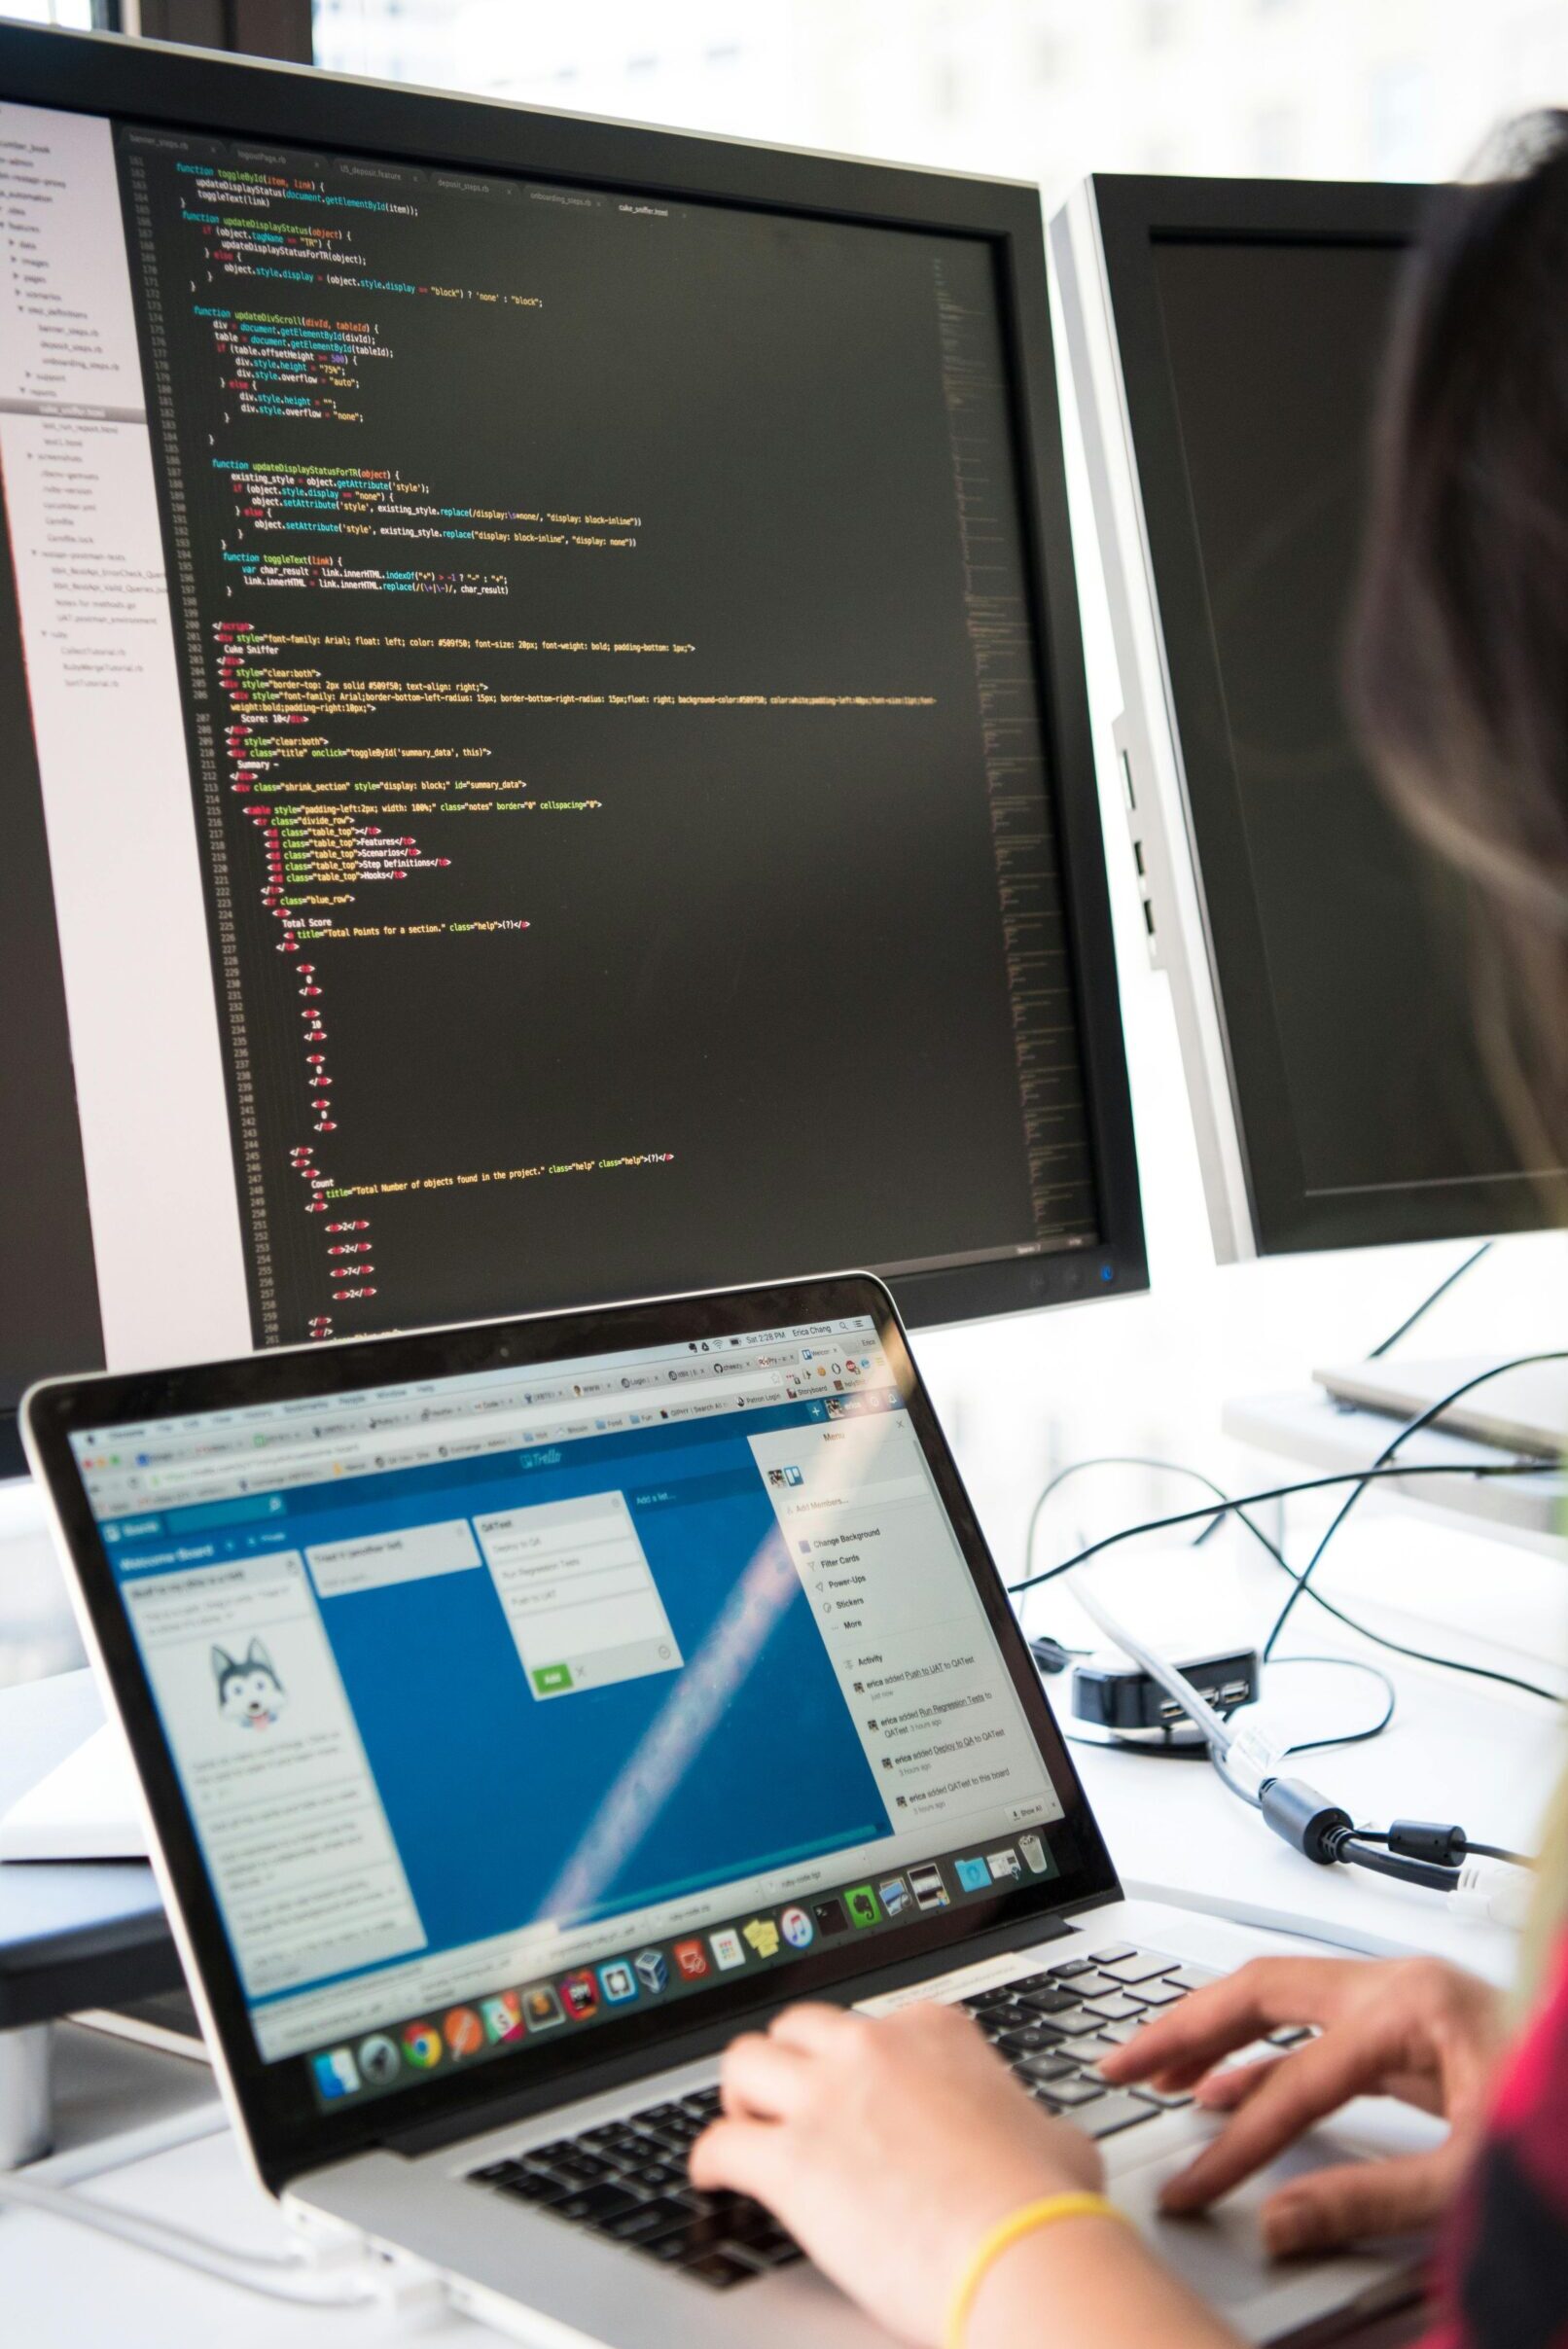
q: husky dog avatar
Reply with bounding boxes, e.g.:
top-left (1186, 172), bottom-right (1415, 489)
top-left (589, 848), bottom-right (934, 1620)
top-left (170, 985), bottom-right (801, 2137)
top-left (212, 1637), bottom-right (287, 1729)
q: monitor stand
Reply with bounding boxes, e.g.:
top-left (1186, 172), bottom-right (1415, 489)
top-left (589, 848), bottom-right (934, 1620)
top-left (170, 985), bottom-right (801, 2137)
top-left (0, 1668), bottom-right (180, 2166)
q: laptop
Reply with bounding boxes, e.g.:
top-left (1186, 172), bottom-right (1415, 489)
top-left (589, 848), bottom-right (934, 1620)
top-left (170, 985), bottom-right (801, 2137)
top-left (23, 1272), bottom-right (1423, 2344)
top-left (1315, 1353), bottom-right (1568, 1461)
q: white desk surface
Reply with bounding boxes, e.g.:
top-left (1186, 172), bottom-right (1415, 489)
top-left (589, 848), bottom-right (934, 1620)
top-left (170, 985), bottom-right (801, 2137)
top-left (6, 2075), bottom-right (479, 2347)
top-left (3, 1499), bottom-right (1562, 2344)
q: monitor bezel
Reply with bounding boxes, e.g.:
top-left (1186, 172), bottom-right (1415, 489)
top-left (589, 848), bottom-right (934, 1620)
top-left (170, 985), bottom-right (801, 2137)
top-left (1088, 171), bottom-right (1551, 1256)
top-left (0, 22), bottom-right (1147, 1477)
top-left (23, 1270), bottom-right (1121, 2193)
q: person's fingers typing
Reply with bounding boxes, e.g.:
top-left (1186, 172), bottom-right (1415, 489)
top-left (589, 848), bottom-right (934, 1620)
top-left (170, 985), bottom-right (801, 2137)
top-left (1100, 1958), bottom-right (1351, 2091)
top-left (1191, 2053), bottom-right (1288, 2112)
top-left (768, 2002), bottom-right (860, 2055)
top-left (719, 2030), bottom-right (814, 2120)
top-left (689, 2115), bottom-right (791, 2204)
top-left (1158, 2031), bottom-right (1389, 2213)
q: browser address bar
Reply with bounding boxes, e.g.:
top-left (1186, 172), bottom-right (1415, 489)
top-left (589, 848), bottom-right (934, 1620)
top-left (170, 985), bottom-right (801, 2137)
top-left (125, 1370), bottom-right (795, 1508)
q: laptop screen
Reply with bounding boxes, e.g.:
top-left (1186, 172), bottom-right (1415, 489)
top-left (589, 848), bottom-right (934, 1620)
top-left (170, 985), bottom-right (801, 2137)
top-left (67, 1307), bottom-right (1075, 2115)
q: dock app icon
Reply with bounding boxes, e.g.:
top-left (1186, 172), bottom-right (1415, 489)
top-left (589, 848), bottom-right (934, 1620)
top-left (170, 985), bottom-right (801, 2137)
top-left (634, 1949), bottom-right (669, 1995)
top-left (312, 2046), bottom-right (359, 2099)
top-left (561, 1971), bottom-right (599, 2020)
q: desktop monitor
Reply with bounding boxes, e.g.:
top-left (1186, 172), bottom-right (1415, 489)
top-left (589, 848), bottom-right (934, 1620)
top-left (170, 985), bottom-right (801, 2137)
top-left (1051, 175), bottom-right (1552, 1262)
top-left (0, 23), bottom-right (1145, 1477)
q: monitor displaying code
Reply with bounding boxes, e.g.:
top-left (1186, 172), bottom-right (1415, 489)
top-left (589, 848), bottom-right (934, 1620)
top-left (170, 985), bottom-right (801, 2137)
top-left (0, 101), bottom-right (1104, 1370)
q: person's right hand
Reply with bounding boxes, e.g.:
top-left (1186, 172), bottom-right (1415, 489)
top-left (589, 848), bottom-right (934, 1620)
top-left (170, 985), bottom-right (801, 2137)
top-left (1098, 1955), bottom-right (1507, 2258)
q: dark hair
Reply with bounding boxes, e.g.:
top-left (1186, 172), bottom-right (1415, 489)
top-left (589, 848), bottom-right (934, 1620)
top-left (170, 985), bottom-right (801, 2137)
top-left (1350, 113), bottom-right (1568, 1194)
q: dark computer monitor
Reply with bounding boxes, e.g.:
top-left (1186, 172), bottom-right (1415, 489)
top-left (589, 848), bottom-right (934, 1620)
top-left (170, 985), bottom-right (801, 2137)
top-left (1052, 174), bottom-right (1554, 1260)
top-left (0, 24), bottom-right (1145, 1473)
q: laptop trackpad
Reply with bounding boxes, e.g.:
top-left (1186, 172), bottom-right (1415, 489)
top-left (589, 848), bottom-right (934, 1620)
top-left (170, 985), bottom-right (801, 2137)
top-left (1112, 2138), bottom-right (1425, 2337)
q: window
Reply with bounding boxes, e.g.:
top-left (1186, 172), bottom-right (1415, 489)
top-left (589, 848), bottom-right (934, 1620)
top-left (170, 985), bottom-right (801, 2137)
top-left (1369, 57), bottom-right (1433, 178)
top-left (1253, 103), bottom-right (1301, 173)
top-left (3, 0), bottom-right (95, 22)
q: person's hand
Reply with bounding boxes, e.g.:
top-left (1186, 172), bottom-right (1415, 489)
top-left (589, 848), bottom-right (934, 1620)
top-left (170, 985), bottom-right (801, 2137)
top-left (1098, 1955), bottom-right (1508, 2257)
top-left (690, 1998), bottom-right (1103, 2346)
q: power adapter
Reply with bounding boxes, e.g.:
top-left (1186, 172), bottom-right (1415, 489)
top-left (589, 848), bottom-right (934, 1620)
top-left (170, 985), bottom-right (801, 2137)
top-left (1068, 1646), bottom-right (1260, 1740)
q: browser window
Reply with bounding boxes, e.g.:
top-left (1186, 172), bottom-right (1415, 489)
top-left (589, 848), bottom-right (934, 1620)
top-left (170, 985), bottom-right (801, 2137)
top-left (71, 1313), bottom-right (1068, 2108)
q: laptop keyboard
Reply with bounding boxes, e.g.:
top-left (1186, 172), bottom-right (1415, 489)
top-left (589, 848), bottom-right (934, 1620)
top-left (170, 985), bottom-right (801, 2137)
top-left (466, 1943), bottom-right (1300, 2289)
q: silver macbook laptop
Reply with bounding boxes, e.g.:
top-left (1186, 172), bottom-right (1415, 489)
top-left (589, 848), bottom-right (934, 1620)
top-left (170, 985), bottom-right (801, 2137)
top-left (24, 1273), bottom-right (1422, 2345)
top-left (1315, 1352), bottom-right (1568, 1460)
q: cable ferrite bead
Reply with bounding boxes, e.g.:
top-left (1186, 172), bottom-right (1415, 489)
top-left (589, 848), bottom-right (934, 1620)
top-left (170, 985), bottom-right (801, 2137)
top-left (1259, 1776), bottom-right (1353, 1864)
top-left (1386, 1820), bottom-right (1468, 1867)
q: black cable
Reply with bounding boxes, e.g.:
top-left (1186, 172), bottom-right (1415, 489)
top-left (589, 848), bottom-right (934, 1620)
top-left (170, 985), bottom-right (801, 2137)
top-left (1349, 1826), bottom-right (1534, 1869)
top-left (1007, 1460), bottom-right (1564, 1705)
top-left (1010, 1462), bottom-right (1547, 1599)
top-left (1256, 1794), bottom-right (1531, 1897)
top-left (1332, 1833), bottom-right (1460, 1894)
top-left (1027, 1456), bottom-right (1531, 1887)
top-left (1026, 1459), bottom-right (1393, 1744)
top-left (1262, 1349), bottom-right (1568, 1663)
top-left (1366, 1241), bottom-right (1493, 1360)
top-left (1264, 1577), bottom-right (1559, 1706)
top-left (1027, 1454), bottom-right (1245, 1557)
top-left (1266, 1655), bottom-right (1398, 1754)
top-left (1026, 1465), bottom-right (1395, 1750)
top-left (1028, 1634), bottom-right (1088, 1674)
top-left (1022, 1454), bottom-right (1294, 1594)
top-left (1051, 1572), bottom-right (1522, 1890)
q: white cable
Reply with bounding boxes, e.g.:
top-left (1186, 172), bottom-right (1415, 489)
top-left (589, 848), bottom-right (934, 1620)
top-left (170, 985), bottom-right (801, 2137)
top-left (1068, 1572), bottom-right (1235, 1752)
top-left (1223, 1720), bottom-right (1289, 1802)
top-left (1068, 1573), bottom-right (1288, 1803)
top-left (0, 2168), bottom-right (385, 2305)
top-left (1451, 1856), bottom-right (1536, 1931)
top-left (29, 2102), bottom-right (230, 2189)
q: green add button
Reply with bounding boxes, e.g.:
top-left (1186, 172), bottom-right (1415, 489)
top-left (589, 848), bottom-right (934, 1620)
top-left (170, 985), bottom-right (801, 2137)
top-left (532, 1663), bottom-right (573, 1695)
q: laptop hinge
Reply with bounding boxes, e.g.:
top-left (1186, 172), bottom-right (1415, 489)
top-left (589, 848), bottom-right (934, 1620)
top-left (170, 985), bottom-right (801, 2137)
top-left (373, 1908), bottom-right (1085, 2163)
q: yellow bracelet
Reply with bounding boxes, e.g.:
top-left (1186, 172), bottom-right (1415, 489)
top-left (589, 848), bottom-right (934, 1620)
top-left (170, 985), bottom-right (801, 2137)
top-left (944, 2191), bottom-right (1130, 2349)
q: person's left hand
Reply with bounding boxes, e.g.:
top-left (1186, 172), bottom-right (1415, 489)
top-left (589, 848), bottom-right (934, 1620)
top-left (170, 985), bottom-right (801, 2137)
top-left (690, 1998), bottom-right (1102, 2346)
